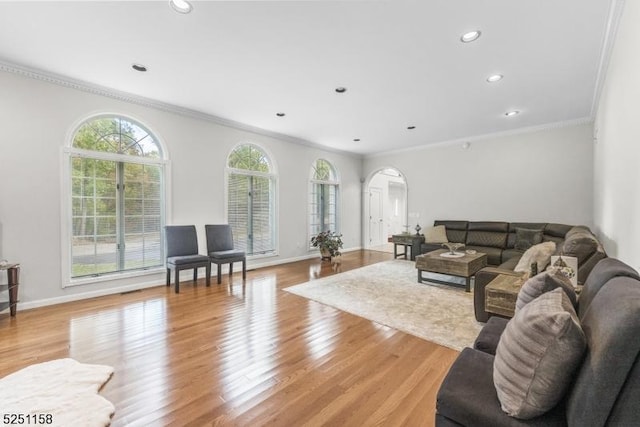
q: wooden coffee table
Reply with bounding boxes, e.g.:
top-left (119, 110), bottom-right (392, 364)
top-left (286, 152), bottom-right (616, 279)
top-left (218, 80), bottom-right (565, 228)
top-left (415, 249), bottom-right (487, 292)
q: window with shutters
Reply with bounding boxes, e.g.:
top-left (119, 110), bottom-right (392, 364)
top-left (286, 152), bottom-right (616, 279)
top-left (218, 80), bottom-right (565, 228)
top-left (226, 144), bottom-right (276, 256)
top-left (309, 159), bottom-right (339, 248)
top-left (68, 115), bottom-right (165, 278)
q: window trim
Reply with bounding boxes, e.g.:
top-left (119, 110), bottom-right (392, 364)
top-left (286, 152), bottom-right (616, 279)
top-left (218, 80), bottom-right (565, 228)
top-left (224, 142), bottom-right (279, 259)
top-left (61, 113), bottom-right (170, 288)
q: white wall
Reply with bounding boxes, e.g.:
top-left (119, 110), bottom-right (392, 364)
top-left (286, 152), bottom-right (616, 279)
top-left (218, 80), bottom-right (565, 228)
top-left (0, 71), bottom-right (362, 307)
top-left (364, 123), bottom-right (594, 229)
top-left (593, 0), bottom-right (640, 270)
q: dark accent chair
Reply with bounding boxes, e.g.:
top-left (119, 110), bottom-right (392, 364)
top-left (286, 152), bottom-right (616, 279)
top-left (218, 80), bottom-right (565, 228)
top-left (165, 225), bottom-right (211, 293)
top-left (205, 224), bottom-right (247, 284)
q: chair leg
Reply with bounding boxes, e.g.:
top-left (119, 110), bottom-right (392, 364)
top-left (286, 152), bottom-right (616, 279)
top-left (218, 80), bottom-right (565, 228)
top-left (229, 262), bottom-right (234, 277)
top-left (193, 268), bottom-right (198, 283)
top-left (175, 268), bottom-right (180, 294)
top-left (206, 264), bottom-right (211, 287)
top-left (217, 264), bottom-right (222, 284)
top-left (242, 259), bottom-right (246, 280)
top-left (166, 268), bottom-right (171, 286)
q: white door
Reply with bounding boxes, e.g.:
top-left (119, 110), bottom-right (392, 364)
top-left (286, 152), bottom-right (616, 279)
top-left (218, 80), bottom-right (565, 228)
top-left (369, 187), bottom-right (383, 246)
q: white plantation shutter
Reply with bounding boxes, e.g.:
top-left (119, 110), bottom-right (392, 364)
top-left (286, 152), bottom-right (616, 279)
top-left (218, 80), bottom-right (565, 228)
top-left (309, 159), bottom-right (339, 244)
top-left (227, 144), bottom-right (276, 256)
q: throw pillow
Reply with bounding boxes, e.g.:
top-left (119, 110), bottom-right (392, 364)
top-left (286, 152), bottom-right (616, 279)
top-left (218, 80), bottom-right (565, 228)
top-left (494, 288), bottom-right (587, 419)
top-left (514, 241), bottom-right (556, 273)
top-left (562, 230), bottom-right (599, 264)
top-left (514, 228), bottom-right (543, 251)
top-left (515, 268), bottom-right (577, 312)
top-left (424, 225), bottom-right (448, 244)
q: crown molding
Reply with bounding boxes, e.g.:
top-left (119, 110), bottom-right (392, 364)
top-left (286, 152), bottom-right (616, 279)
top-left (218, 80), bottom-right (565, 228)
top-left (364, 117), bottom-right (594, 159)
top-left (0, 59), bottom-right (362, 159)
top-left (590, 0), bottom-right (626, 116)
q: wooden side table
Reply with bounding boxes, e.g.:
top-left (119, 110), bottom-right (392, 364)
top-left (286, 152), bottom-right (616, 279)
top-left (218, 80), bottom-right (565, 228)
top-left (392, 234), bottom-right (425, 261)
top-left (485, 273), bottom-right (526, 318)
top-left (0, 263), bottom-right (20, 317)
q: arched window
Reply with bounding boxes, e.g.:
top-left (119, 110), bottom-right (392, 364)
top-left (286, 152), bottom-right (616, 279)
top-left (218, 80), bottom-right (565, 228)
top-left (69, 116), bottom-right (165, 278)
top-left (309, 159), bottom-right (339, 244)
top-left (227, 144), bottom-right (276, 255)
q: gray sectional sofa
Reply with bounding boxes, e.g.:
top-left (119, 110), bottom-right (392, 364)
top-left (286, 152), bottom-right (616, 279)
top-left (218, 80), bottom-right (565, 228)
top-left (435, 257), bottom-right (640, 426)
top-left (419, 220), bottom-right (606, 321)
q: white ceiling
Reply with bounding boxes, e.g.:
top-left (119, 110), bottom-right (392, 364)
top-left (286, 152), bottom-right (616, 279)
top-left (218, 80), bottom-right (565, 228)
top-left (0, 0), bottom-right (615, 155)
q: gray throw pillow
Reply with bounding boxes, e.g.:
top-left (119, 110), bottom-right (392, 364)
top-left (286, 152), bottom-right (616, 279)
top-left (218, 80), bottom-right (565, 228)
top-left (494, 288), bottom-right (586, 419)
top-left (514, 228), bottom-right (543, 251)
top-left (515, 268), bottom-right (577, 312)
top-left (562, 231), bottom-right (599, 264)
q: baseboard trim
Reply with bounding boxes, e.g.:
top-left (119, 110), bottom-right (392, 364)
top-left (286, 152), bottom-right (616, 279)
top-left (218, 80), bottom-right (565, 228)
top-left (12, 246), bottom-right (363, 312)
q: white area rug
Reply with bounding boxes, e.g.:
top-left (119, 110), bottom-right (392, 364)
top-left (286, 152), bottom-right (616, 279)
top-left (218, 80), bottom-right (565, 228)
top-left (284, 260), bottom-right (483, 351)
top-left (0, 358), bottom-right (114, 427)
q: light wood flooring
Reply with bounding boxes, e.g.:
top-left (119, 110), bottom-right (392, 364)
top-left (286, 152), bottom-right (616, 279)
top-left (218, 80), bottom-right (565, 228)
top-left (0, 250), bottom-right (459, 426)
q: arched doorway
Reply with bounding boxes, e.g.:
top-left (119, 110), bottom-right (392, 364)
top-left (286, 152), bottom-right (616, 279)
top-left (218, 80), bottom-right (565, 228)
top-left (363, 167), bottom-right (408, 250)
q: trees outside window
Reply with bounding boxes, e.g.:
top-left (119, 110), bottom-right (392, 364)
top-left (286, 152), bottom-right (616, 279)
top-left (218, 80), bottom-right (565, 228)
top-left (69, 116), bottom-right (164, 278)
top-left (309, 159), bottom-right (339, 247)
top-left (226, 144), bottom-right (276, 256)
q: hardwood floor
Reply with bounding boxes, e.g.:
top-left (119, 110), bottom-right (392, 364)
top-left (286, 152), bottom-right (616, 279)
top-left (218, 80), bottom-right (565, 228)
top-left (0, 250), bottom-right (459, 426)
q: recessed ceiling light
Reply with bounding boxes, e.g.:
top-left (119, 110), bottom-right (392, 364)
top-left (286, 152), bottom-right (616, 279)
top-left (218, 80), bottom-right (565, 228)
top-left (170, 0), bottom-right (192, 14)
top-left (335, 87), bottom-right (347, 93)
top-left (460, 30), bottom-right (481, 43)
top-left (407, 126), bottom-right (416, 130)
top-left (276, 112), bottom-right (285, 117)
top-left (132, 64), bottom-right (147, 72)
top-left (505, 110), bottom-right (520, 117)
top-left (487, 74), bottom-right (503, 83)
top-left (353, 138), bottom-right (360, 142)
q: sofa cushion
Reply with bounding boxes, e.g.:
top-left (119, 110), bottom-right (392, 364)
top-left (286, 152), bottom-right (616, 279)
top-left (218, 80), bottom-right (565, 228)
top-left (514, 241), bottom-right (556, 273)
top-left (473, 317), bottom-right (509, 355)
top-left (562, 229), bottom-right (599, 265)
top-left (501, 249), bottom-right (523, 264)
top-left (514, 228), bottom-right (544, 251)
top-left (577, 258), bottom-right (640, 319)
top-left (566, 278), bottom-right (640, 426)
top-left (494, 288), bottom-right (586, 419)
top-left (435, 220), bottom-right (468, 243)
top-left (515, 268), bottom-right (577, 312)
top-left (424, 225), bottom-right (448, 244)
top-left (436, 348), bottom-right (566, 427)
top-left (466, 245), bottom-right (502, 266)
top-left (466, 232), bottom-right (508, 249)
top-left (544, 223), bottom-right (573, 238)
top-left (507, 223), bottom-right (547, 249)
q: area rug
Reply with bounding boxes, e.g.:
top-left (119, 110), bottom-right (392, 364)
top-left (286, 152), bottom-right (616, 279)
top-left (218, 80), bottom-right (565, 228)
top-left (0, 358), bottom-right (114, 426)
top-left (284, 260), bottom-right (483, 351)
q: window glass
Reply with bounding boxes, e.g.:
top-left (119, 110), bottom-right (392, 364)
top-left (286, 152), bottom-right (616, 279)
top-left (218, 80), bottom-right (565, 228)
top-left (227, 144), bottom-right (276, 255)
top-left (309, 159), bottom-right (339, 245)
top-left (70, 116), bottom-right (164, 278)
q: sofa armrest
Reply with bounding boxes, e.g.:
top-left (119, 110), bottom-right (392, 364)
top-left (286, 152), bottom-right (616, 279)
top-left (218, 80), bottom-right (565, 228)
top-left (474, 267), bottom-right (522, 322)
top-left (473, 317), bottom-right (509, 355)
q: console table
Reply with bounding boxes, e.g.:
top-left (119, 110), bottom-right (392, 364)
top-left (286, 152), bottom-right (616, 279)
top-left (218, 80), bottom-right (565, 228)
top-left (0, 263), bottom-right (20, 317)
top-left (392, 234), bottom-right (425, 261)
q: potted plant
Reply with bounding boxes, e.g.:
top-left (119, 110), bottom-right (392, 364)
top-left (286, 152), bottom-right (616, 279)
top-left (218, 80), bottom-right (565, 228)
top-left (311, 230), bottom-right (343, 260)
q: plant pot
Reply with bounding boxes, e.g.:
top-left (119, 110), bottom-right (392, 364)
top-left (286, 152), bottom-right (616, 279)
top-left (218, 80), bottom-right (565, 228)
top-left (320, 248), bottom-right (332, 260)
